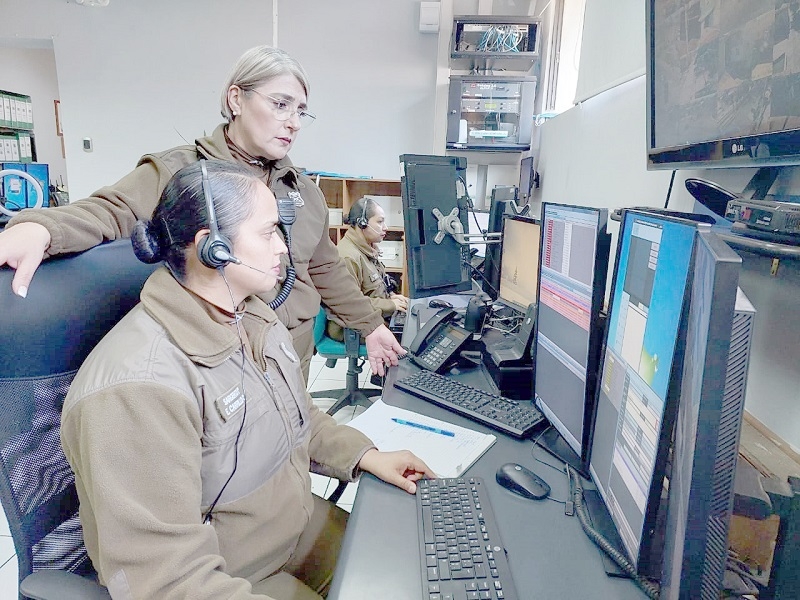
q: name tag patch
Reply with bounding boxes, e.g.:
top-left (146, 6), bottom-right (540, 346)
top-left (369, 271), bottom-right (381, 283)
top-left (215, 385), bottom-right (245, 422)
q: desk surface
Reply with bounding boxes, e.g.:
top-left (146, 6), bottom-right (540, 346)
top-left (329, 305), bottom-right (647, 600)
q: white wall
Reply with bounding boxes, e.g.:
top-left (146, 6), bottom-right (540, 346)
top-left (279, 0), bottom-right (440, 179)
top-left (0, 42), bottom-right (67, 187)
top-left (1, 0), bottom-right (273, 200)
top-left (0, 0), bottom-right (441, 198)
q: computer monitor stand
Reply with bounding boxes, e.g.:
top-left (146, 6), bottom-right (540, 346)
top-left (535, 428), bottom-right (586, 480)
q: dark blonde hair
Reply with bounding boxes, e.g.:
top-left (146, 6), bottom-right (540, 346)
top-left (220, 46), bottom-right (310, 122)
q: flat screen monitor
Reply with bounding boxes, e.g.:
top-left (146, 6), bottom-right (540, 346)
top-left (647, 0), bottom-right (800, 169)
top-left (660, 233), bottom-right (753, 600)
top-left (481, 188), bottom-right (518, 299)
top-left (533, 203), bottom-right (611, 477)
top-left (518, 156), bottom-right (535, 202)
top-left (399, 154), bottom-right (472, 298)
top-left (588, 210), bottom-right (697, 575)
top-left (498, 215), bottom-right (540, 312)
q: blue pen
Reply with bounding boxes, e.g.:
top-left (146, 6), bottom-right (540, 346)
top-left (392, 418), bottom-right (455, 437)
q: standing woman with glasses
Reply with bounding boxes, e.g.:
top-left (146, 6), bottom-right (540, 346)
top-left (0, 46), bottom-right (403, 381)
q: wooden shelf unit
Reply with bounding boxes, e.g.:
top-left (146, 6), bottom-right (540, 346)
top-left (316, 176), bottom-right (408, 296)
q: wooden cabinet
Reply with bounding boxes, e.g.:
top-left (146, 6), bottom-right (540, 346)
top-left (315, 176), bottom-right (408, 296)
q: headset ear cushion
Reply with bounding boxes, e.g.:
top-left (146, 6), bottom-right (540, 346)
top-left (197, 232), bottom-right (234, 269)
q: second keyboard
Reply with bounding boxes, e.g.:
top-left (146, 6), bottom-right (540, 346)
top-left (393, 370), bottom-right (544, 438)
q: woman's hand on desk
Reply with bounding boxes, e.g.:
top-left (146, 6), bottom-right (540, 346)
top-left (358, 448), bottom-right (434, 494)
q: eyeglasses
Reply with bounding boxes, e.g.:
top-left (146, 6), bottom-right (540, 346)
top-left (249, 89), bottom-right (316, 126)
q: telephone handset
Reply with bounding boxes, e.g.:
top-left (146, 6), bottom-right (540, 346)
top-left (409, 308), bottom-right (472, 373)
top-left (268, 196), bottom-right (298, 310)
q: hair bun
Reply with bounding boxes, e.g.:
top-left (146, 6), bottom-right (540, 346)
top-left (131, 219), bottom-right (166, 264)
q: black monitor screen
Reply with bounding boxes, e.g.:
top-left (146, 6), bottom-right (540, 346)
top-left (498, 215), bottom-right (540, 312)
top-left (518, 156), bottom-right (535, 202)
top-left (647, 0), bottom-right (800, 168)
top-left (534, 204), bottom-right (609, 475)
top-left (589, 211), bottom-right (696, 571)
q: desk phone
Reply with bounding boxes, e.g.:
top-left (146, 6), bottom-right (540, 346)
top-left (408, 308), bottom-right (472, 372)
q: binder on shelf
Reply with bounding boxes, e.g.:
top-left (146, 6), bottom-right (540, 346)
top-left (1, 96), bottom-right (10, 128)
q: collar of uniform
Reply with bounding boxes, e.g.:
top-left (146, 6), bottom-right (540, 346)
top-left (197, 124), bottom-right (303, 187)
top-left (139, 267), bottom-right (278, 367)
top-left (342, 227), bottom-right (380, 259)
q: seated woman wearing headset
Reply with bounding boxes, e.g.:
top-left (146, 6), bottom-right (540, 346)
top-left (327, 197), bottom-right (409, 341)
top-left (61, 160), bottom-right (432, 600)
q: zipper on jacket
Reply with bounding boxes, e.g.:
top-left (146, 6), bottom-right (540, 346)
top-left (264, 366), bottom-right (304, 428)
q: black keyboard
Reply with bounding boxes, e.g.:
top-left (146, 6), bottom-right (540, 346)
top-left (417, 477), bottom-right (518, 600)
top-left (394, 370), bottom-right (544, 438)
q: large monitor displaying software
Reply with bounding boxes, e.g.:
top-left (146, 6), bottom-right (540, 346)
top-left (588, 210), bottom-right (697, 575)
top-left (533, 203), bottom-right (610, 477)
top-left (498, 215), bottom-right (540, 312)
top-left (399, 154), bottom-right (472, 298)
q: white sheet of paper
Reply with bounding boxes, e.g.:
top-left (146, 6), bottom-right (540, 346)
top-left (346, 399), bottom-right (496, 478)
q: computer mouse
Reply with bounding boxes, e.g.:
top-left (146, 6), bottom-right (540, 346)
top-left (428, 298), bottom-right (454, 310)
top-left (410, 304), bottom-right (421, 317)
top-left (495, 463), bottom-right (550, 500)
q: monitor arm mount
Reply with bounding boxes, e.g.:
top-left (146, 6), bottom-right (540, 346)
top-left (431, 206), bottom-right (512, 246)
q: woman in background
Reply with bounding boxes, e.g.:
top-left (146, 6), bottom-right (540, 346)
top-left (327, 196), bottom-right (409, 341)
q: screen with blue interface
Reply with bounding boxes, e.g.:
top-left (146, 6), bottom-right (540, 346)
top-left (589, 211), bottom-right (696, 569)
top-left (534, 204), bottom-right (606, 462)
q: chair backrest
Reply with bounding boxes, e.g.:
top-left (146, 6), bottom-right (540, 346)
top-left (0, 240), bottom-right (158, 594)
top-left (312, 306), bottom-right (331, 349)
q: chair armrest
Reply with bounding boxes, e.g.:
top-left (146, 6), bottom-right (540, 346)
top-left (20, 570), bottom-right (111, 600)
top-left (327, 480), bottom-right (349, 505)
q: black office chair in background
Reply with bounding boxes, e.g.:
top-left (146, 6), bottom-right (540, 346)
top-left (0, 240), bottom-right (158, 600)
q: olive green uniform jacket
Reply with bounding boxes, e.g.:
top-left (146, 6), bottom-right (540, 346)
top-left (8, 125), bottom-right (384, 337)
top-left (61, 267), bottom-right (374, 599)
top-left (327, 227), bottom-right (396, 340)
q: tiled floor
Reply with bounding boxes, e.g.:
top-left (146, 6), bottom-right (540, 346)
top-left (0, 352), bottom-right (380, 598)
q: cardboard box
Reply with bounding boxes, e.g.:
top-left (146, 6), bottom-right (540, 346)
top-left (329, 208), bottom-right (343, 226)
top-left (364, 195), bottom-right (403, 228)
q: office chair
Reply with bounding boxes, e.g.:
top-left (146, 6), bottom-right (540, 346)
top-left (310, 307), bottom-right (381, 417)
top-left (0, 240), bottom-right (158, 600)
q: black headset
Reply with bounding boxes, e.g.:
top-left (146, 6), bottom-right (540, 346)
top-left (197, 161), bottom-right (237, 269)
top-left (355, 198), bottom-right (369, 229)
